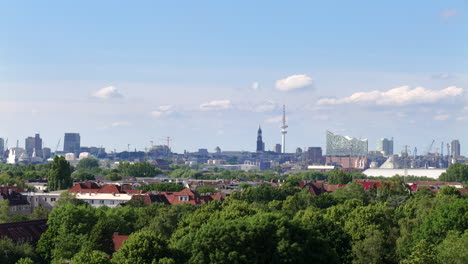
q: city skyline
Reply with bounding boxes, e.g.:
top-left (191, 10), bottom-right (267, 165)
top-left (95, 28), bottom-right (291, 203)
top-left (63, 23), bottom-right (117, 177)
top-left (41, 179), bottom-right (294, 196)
top-left (1, 1), bottom-right (466, 155)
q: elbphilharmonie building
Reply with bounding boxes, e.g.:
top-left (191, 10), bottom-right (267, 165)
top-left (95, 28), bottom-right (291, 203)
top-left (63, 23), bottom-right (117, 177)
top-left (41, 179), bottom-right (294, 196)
top-left (326, 131), bottom-right (368, 156)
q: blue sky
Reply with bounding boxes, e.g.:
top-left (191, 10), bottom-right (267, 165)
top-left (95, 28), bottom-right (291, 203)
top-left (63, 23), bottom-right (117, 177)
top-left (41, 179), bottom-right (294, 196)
top-left (0, 0), bottom-right (467, 155)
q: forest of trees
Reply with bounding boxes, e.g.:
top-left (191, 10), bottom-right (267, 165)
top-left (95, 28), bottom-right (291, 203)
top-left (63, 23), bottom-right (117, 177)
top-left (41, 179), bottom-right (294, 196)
top-left (0, 175), bottom-right (465, 264)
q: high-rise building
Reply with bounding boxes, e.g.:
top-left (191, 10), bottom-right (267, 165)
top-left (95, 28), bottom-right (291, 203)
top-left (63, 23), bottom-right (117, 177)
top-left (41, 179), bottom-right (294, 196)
top-left (326, 131), bottom-right (368, 156)
top-left (34, 133), bottom-right (43, 158)
top-left (376, 138), bottom-right (393, 156)
top-left (25, 137), bottom-right (35, 157)
top-left (274, 144), bottom-right (282, 153)
top-left (451, 140), bottom-right (460, 158)
top-left (306, 147), bottom-right (323, 164)
top-left (64, 133), bottom-right (81, 154)
top-left (256, 126), bottom-right (264, 152)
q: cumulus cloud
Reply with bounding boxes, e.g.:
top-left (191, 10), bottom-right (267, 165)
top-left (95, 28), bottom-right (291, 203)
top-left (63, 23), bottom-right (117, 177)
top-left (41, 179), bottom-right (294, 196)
top-left (275, 74), bottom-right (313, 92)
top-left (439, 9), bottom-right (460, 19)
top-left (92, 86), bottom-right (124, 99)
top-left (434, 114), bottom-right (450, 121)
top-left (317, 86), bottom-right (463, 106)
top-left (251, 81), bottom-right (260, 91)
top-left (151, 105), bottom-right (174, 117)
top-left (199, 100), bottom-right (231, 111)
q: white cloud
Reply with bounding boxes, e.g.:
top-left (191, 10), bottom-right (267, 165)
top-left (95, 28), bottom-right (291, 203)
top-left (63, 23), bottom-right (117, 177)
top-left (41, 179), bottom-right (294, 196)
top-left (317, 86), bottom-right (464, 106)
top-left (439, 9), bottom-right (460, 19)
top-left (151, 105), bottom-right (174, 118)
top-left (200, 100), bottom-right (231, 111)
top-left (275, 74), bottom-right (313, 92)
top-left (463, 106), bottom-right (468, 111)
top-left (434, 114), bottom-right (450, 121)
top-left (456, 116), bottom-right (468, 121)
top-left (92, 86), bottom-right (123, 99)
top-left (111, 121), bottom-right (131, 127)
top-left (251, 81), bottom-right (260, 91)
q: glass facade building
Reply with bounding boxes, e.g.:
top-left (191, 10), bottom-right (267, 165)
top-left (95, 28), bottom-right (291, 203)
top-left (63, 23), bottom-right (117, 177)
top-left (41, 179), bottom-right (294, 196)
top-left (326, 131), bottom-right (368, 156)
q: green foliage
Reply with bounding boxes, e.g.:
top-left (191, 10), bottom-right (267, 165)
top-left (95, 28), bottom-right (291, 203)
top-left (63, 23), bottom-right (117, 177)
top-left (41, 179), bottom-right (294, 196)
top-left (439, 163), bottom-right (468, 182)
top-left (332, 182), bottom-right (368, 203)
top-left (0, 199), bottom-right (10, 223)
top-left (71, 250), bottom-right (111, 264)
top-left (118, 162), bottom-right (162, 178)
top-left (438, 185), bottom-right (461, 197)
top-left (112, 231), bottom-right (174, 264)
top-left (138, 183), bottom-right (185, 192)
top-left (76, 158), bottom-right (100, 170)
top-left (15, 257), bottom-right (34, 264)
top-left (47, 156), bottom-right (72, 191)
top-left (435, 230), bottom-right (468, 264)
top-left (0, 237), bottom-right (35, 264)
top-left (105, 172), bottom-right (122, 181)
top-left (327, 169), bottom-right (353, 184)
top-left (31, 205), bottom-right (49, 219)
top-left (72, 169), bottom-right (95, 181)
top-left (55, 191), bottom-right (86, 207)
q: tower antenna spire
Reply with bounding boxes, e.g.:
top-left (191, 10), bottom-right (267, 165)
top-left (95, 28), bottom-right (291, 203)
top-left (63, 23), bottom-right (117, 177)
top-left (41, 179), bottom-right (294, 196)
top-left (280, 104), bottom-right (288, 153)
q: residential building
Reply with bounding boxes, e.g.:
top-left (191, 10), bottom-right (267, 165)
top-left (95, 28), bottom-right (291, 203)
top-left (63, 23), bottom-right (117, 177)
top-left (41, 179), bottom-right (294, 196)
top-left (451, 140), bottom-right (460, 158)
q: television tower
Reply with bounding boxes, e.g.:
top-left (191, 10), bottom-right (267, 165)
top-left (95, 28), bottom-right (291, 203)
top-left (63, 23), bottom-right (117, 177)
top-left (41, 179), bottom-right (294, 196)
top-left (280, 104), bottom-right (288, 153)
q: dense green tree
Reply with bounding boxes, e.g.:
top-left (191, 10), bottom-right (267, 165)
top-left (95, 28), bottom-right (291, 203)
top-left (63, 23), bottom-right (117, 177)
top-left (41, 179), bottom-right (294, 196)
top-left (30, 206), bottom-right (49, 219)
top-left (439, 163), bottom-right (468, 182)
top-left (76, 158), bottom-right (100, 170)
top-left (0, 237), bottom-right (35, 264)
top-left (36, 204), bottom-right (97, 263)
top-left (47, 156), bottom-right (72, 191)
top-left (15, 258), bottom-right (34, 264)
top-left (72, 169), bottom-right (95, 181)
top-left (401, 239), bottom-right (436, 264)
top-left (55, 191), bottom-right (86, 207)
top-left (71, 250), bottom-right (111, 264)
top-left (85, 216), bottom-right (116, 255)
top-left (327, 169), bottom-right (353, 184)
top-left (112, 231), bottom-right (174, 264)
top-left (438, 185), bottom-right (461, 197)
top-left (435, 230), bottom-right (468, 264)
top-left (105, 172), bottom-right (122, 181)
top-left (332, 182), bottom-right (368, 203)
top-left (119, 162), bottom-right (162, 178)
top-left (0, 199), bottom-right (10, 223)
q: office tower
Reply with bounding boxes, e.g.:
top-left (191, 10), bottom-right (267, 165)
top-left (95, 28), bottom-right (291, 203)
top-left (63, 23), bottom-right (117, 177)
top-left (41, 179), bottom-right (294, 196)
top-left (64, 133), bottom-right (81, 154)
top-left (306, 147), bottom-right (323, 164)
top-left (42, 148), bottom-right (51, 159)
top-left (256, 126), bottom-right (264, 152)
top-left (25, 137), bottom-right (35, 157)
top-left (376, 137), bottom-right (393, 156)
top-left (326, 131), bottom-right (368, 156)
top-left (451, 140), bottom-right (460, 158)
top-left (34, 133), bottom-right (43, 158)
top-left (274, 144), bottom-right (282, 153)
top-left (280, 105), bottom-right (288, 153)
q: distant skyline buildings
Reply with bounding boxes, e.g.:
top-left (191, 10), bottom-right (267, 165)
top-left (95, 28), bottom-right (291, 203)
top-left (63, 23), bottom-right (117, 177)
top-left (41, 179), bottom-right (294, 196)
top-left (64, 133), bottom-right (81, 154)
top-left (256, 126), bottom-right (265, 152)
top-left (451, 140), bottom-right (461, 158)
top-left (376, 138), bottom-right (394, 156)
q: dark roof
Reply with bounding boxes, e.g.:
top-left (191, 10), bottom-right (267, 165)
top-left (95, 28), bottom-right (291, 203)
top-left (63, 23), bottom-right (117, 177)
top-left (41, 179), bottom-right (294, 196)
top-left (0, 219), bottom-right (47, 244)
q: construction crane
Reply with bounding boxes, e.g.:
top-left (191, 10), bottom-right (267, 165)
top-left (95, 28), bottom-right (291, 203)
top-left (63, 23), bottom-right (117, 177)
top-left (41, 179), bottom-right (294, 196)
top-left (159, 136), bottom-right (172, 149)
top-left (55, 138), bottom-right (61, 153)
top-left (426, 139), bottom-right (435, 154)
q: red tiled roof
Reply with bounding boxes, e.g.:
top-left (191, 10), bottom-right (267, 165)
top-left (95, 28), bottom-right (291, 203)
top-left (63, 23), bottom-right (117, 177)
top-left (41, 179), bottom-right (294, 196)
top-left (97, 184), bottom-right (123, 194)
top-left (112, 233), bottom-right (129, 251)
